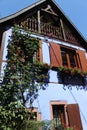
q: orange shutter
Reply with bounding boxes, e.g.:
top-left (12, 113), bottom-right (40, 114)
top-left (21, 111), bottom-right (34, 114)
top-left (77, 49), bottom-right (87, 72)
top-left (67, 104), bottom-right (83, 130)
top-left (49, 42), bottom-right (62, 67)
top-left (37, 40), bottom-right (43, 63)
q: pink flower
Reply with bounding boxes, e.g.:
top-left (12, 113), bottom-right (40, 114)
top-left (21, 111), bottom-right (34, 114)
top-left (48, 32), bottom-right (53, 37)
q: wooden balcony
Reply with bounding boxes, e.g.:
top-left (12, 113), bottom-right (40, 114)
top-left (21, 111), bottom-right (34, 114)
top-left (19, 18), bottom-right (79, 44)
top-left (65, 31), bottom-right (79, 45)
top-left (41, 22), bottom-right (64, 40)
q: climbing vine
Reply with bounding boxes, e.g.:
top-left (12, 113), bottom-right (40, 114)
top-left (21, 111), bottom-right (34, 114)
top-left (0, 26), bottom-right (50, 129)
top-left (0, 26), bottom-right (50, 107)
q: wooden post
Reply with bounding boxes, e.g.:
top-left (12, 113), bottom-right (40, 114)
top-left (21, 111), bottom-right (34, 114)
top-left (37, 10), bottom-right (41, 33)
top-left (60, 19), bottom-right (66, 41)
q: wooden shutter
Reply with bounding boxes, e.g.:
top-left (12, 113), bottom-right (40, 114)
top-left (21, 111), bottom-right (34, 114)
top-left (49, 42), bottom-right (62, 67)
top-left (77, 49), bottom-right (87, 72)
top-left (37, 40), bottom-right (43, 62)
top-left (67, 104), bottom-right (83, 130)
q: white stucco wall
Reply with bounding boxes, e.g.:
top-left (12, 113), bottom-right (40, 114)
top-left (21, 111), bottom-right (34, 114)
top-left (1, 29), bottom-right (87, 130)
top-left (34, 40), bottom-right (87, 130)
top-left (33, 77), bottom-right (87, 130)
top-left (0, 29), bottom-right (11, 81)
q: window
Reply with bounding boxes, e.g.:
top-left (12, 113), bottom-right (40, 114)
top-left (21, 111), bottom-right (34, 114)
top-left (28, 107), bottom-right (42, 121)
top-left (50, 101), bottom-right (67, 129)
top-left (61, 47), bottom-right (80, 68)
top-left (33, 40), bottom-right (42, 63)
top-left (50, 42), bottom-right (87, 72)
top-left (52, 105), bottom-right (66, 127)
top-left (50, 101), bottom-right (83, 130)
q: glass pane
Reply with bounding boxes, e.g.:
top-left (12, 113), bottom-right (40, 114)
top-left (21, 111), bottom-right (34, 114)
top-left (61, 50), bottom-right (68, 66)
top-left (69, 53), bottom-right (76, 68)
top-left (52, 105), bottom-right (65, 129)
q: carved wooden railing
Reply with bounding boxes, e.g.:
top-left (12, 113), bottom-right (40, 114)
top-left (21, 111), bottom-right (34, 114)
top-left (65, 31), bottom-right (79, 44)
top-left (40, 22), bottom-right (63, 39)
top-left (19, 18), bottom-right (79, 44)
top-left (19, 18), bottom-right (63, 39)
top-left (19, 18), bottom-right (38, 32)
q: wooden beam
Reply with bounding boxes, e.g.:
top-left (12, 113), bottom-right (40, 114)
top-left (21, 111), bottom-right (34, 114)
top-left (41, 5), bottom-right (58, 16)
top-left (41, 9), bottom-right (58, 16)
top-left (37, 10), bottom-right (41, 33)
top-left (60, 19), bottom-right (66, 41)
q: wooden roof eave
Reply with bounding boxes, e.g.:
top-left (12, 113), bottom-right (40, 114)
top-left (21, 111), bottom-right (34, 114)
top-left (0, 0), bottom-right (47, 24)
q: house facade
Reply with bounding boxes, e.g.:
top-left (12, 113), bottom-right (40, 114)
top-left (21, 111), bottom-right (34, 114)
top-left (0, 0), bottom-right (87, 129)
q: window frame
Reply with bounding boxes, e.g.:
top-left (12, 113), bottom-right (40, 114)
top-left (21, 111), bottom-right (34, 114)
top-left (50, 100), bottom-right (68, 126)
top-left (61, 46), bottom-right (81, 69)
top-left (33, 40), bottom-right (43, 63)
top-left (50, 101), bottom-right (83, 129)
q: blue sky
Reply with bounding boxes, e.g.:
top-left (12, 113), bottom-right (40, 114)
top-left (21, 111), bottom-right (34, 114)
top-left (0, 0), bottom-right (87, 39)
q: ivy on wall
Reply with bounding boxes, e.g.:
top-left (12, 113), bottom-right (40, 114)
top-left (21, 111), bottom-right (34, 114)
top-left (0, 26), bottom-right (50, 107)
top-left (0, 25), bottom-right (51, 129)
